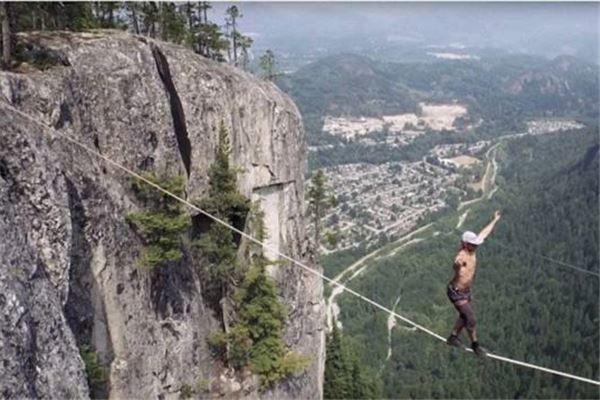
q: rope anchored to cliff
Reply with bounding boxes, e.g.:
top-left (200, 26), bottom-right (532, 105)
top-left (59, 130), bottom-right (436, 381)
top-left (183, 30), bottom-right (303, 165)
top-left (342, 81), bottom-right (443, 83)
top-left (7, 102), bottom-right (599, 388)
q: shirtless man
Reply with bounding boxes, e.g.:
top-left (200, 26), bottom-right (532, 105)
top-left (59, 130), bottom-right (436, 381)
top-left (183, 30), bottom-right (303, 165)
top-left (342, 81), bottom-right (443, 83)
top-left (446, 211), bottom-right (501, 356)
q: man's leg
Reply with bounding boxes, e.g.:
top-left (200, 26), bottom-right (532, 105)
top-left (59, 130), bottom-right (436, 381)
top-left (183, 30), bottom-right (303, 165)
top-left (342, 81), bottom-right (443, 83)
top-left (465, 301), bottom-right (477, 343)
top-left (447, 299), bottom-right (468, 347)
top-left (451, 317), bottom-right (465, 336)
top-left (451, 300), bottom-right (468, 336)
top-left (458, 300), bottom-right (486, 356)
top-left (466, 325), bottom-right (477, 343)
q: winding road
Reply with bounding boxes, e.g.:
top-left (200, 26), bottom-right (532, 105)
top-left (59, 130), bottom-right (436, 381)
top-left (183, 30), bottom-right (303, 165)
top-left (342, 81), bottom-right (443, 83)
top-left (326, 223), bottom-right (433, 329)
top-left (325, 140), bottom-right (505, 330)
top-left (326, 137), bottom-right (507, 332)
top-left (458, 142), bottom-right (501, 211)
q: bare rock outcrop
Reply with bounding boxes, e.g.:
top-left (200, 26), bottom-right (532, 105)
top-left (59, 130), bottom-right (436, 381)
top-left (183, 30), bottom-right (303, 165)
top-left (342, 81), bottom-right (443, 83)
top-left (0, 30), bottom-right (324, 399)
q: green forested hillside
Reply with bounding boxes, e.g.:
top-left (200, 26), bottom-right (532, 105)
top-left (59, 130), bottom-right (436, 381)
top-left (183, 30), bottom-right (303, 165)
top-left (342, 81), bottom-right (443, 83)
top-left (383, 55), bottom-right (599, 128)
top-left (335, 128), bottom-right (599, 398)
top-left (278, 53), bottom-right (419, 118)
top-left (277, 53), bottom-right (420, 144)
top-left (280, 53), bottom-right (599, 146)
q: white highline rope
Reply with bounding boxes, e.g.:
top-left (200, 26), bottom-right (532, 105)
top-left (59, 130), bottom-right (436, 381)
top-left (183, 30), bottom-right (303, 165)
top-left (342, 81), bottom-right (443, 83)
top-left (451, 227), bottom-right (599, 277)
top-left (6, 103), bottom-right (599, 387)
top-left (494, 240), bottom-right (600, 277)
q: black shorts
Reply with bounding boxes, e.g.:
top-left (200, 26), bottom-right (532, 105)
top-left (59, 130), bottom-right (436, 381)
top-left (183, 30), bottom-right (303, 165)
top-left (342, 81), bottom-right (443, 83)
top-left (447, 284), bottom-right (476, 329)
top-left (447, 283), bottom-right (472, 303)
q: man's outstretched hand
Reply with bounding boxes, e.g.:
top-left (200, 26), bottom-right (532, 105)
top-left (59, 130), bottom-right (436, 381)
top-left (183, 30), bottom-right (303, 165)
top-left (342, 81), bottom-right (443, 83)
top-left (479, 210), bottom-right (502, 240)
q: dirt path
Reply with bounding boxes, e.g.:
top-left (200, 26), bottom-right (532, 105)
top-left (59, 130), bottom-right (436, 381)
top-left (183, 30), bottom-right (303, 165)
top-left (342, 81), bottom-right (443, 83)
top-left (386, 296), bottom-right (402, 361)
top-left (456, 209), bottom-right (470, 229)
top-left (458, 142), bottom-right (501, 211)
top-left (326, 223), bottom-right (433, 330)
top-left (327, 140), bottom-right (501, 330)
top-left (382, 295), bottom-right (418, 365)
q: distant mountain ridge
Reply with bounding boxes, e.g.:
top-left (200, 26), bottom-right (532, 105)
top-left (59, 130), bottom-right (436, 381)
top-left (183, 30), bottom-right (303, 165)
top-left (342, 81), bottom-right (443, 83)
top-left (280, 52), bottom-right (599, 142)
top-left (278, 53), bottom-right (419, 119)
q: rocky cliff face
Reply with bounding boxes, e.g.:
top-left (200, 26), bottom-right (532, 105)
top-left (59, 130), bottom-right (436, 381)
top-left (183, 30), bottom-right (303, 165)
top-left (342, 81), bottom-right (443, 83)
top-left (0, 30), bottom-right (324, 399)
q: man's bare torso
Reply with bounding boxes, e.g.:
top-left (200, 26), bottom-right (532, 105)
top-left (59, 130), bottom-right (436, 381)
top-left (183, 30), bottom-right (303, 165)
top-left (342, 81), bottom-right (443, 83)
top-left (452, 249), bottom-right (477, 290)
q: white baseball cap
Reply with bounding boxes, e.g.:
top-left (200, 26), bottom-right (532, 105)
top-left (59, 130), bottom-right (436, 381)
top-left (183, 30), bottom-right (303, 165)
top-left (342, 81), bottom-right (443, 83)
top-left (462, 231), bottom-right (483, 245)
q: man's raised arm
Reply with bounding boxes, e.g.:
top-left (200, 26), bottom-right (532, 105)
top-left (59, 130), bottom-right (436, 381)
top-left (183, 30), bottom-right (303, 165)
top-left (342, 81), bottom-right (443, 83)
top-left (478, 210), bottom-right (501, 241)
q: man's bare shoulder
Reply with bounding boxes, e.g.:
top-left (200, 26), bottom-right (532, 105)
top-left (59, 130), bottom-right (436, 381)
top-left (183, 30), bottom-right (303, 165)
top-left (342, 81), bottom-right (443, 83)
top-left (454, 250), bottom-right (468, 266)
top-left (455, 249), bottom-right (475, 264)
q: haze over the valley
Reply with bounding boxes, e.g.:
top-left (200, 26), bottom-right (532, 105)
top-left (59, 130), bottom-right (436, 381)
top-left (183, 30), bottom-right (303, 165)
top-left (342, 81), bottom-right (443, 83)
top-left (210, 2), bottom-right (599, 70)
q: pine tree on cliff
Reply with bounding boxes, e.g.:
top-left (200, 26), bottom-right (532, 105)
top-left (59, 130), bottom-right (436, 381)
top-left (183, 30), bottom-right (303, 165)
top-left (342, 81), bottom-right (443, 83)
top-left (237, 33), bottom-right (253, 71)
top-left (141, 2), bottom-right (160, 38)
top-left (259, 49), bottom-right (283, 82)
top-left (158, 2), bottom-right (186, 44)
top-left (93, 2), bottom-right (121, 28)
top-left (195, 122), bottom-right (249, 322)
top-left (225, 5), bottom-right (241, 65)
top-left (204, 23), bottom-right (229, 61)
top-left (126, 174), bottom-right (191, 268)
top-left (228, 207), bottom-right (287, 383)
top-left (307, 169), bottom-right (336, 252)
top-left (220, 205), bottom-right (310, 386)
top-left (124, 2), bottom-right (141, 34)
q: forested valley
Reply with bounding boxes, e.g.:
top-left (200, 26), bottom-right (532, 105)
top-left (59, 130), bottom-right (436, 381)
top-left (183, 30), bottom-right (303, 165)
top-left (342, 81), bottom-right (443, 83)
top-left (330, 128), bottom-right (599, 398)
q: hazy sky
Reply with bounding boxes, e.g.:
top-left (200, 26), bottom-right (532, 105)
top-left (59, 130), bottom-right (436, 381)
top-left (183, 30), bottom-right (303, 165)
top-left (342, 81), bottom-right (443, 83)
top-left (207, 2), bottom-right (599, 62)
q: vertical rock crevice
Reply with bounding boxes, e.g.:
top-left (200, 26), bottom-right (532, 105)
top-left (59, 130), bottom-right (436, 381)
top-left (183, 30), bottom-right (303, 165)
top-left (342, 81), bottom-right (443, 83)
top-left (63, 176), bottom-right (112, 398)
top-left (151, 44), bottom-right (192, 177)
top-left (63, 177), bottom-right (94, 345)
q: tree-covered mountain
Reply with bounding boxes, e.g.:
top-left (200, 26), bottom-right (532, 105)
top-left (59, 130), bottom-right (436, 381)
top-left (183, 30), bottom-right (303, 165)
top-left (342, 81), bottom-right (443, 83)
top-left (277, 53), bottom-right (420, 141)
top-left (280, 53), bottom-right (599, 144)
top-left (278, 53), bottom-right (419, 118)
top-left (333, 127), bottom-right (599, 398)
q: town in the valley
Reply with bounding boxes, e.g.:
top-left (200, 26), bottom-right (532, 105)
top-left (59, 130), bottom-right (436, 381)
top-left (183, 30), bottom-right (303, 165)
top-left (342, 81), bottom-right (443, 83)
top-left (308, 106), bottom-right (586, 252)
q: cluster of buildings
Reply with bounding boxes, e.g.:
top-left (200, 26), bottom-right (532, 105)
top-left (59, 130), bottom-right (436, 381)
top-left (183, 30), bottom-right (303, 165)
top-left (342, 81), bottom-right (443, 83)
top-left (322, 103), bottom-right (468, 140)
top-left (315, 160), bottom-right (462, 251)
top-left (526, 119), bottom-right (585, 135)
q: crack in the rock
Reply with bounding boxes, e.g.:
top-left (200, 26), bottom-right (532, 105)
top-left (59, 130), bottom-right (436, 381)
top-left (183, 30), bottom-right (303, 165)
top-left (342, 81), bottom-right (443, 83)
top-left (151, 44), bottom-right (192, 177)
top-left (252, 162), bottom-right (276, 178)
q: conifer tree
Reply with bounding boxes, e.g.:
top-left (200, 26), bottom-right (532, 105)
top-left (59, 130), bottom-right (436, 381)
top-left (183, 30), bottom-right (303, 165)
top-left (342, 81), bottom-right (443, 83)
top-left (324, 325), bottom-right (380, 399)
top-left (198, 23), bottom-right (228, 61)
top-left (93, 2), bottom-right (122, 28)
top-left (307, 169), bottom-right (336, 251)
top-left (195, 122), bottom-right (249, 318)
top-left (219, 4), bottom-right (251, 65)
top-left (126, 174), bottom-right (191, 269)
top-left (198, 1), bottom-right (211, 24)
top-left (125, 2), bottom-right (141, 34)
top-left (237, 33), bottom-right (253, 71)
top-left (323, 325), bottom-right (353, 399)
top-left (196, 142), bottom-right (308, 386)
top-left (80, 345), bottom-right (108, 399)
top-left (139, 2), bottom-right (160, 37)
top-left (227, 206), bottom-right (310, 387)
top-left (4, 2), bottom-right (235, 67)
top-left (158, 2), bottom-right (186, 43)
top-left (225, 5), bottom-right (241, 65)
top-left (259, 50), bottom-right (282, 81)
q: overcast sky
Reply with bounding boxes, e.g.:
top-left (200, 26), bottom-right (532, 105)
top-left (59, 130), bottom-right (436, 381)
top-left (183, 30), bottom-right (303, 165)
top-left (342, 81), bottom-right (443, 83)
top-left (206, 2), bottom-right (599, 62)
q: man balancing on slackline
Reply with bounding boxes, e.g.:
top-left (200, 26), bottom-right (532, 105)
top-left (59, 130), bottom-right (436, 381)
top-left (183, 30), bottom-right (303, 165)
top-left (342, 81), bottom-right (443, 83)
top-left (446, 210), bottom-right (502, 356)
